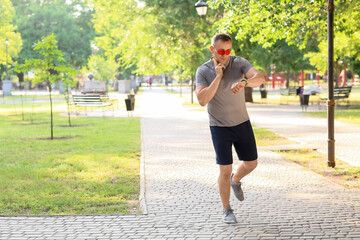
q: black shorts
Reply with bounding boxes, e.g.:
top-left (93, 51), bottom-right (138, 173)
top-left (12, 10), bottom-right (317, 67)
top-left (210, 120), bottom-right (258, 165)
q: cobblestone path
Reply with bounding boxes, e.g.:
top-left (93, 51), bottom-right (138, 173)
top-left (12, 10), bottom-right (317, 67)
top-left (1, 87), bottom-right (359, 239)
top-left (247, 104), bottom-right (360, 167)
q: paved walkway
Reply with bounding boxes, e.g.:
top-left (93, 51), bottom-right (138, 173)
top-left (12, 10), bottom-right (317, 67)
top-left (165, 86), bottom-right (360, 167)
top-left (247, 104), bottom-right (360, 167)
top-left (1, 87), bottom-right (360, 239)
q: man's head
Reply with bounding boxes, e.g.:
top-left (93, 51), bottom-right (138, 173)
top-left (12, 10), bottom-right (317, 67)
top-left (210, 33), bottom-right (232, 65)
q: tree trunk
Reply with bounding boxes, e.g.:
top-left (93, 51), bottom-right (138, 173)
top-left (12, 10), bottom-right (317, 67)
top-left (21, 95), bottom-right (25, 120)
top-left (17, 72), bottom-right (24, 90)
top-left (191, 74), bottom-right (194, 104)
top-left (245, 87), bottom-right (253, 102)
top-left (48, 82), bottom-right (54, 140)
top-left (285, 71), bottom-right (290, 88)
top-left (65, 91), bottom-right (72, 127)
top-left (335, 74), bottom-right (339, 87)
top-left (165, 74), bottom-right (168, 86)
top-left (179, 68), bottom-right (182, 97)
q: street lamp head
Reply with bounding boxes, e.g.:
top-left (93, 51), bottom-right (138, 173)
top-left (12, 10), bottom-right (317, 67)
top-left (195, 1), bottom-right (208, 17)
top-left (5, 38), bottom-right (8, 45)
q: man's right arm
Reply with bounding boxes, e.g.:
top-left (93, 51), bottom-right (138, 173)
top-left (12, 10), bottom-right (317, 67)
top-left (196, 58), bottom-right (224, 107)
top-left (196, 74), bottom-right (222, 107)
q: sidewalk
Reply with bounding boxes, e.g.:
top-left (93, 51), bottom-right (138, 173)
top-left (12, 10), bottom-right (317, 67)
top-left (1, 87), bottom-right (359, 239)
top-left (247, 104), bottom-right (360, 167)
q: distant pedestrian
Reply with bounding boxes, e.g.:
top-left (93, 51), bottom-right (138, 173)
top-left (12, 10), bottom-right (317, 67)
top-left (195, 33), bottom-right (265, 224)
top-left (339, 69), bottom-right (347, 87)
top-left (149, 76), bottom-right (153, 89)
top-left (323, 72), bottom-right (328, 83)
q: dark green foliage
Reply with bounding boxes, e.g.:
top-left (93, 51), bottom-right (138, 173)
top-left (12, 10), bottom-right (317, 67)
top-left (12, 0), bottom-right (95, 68)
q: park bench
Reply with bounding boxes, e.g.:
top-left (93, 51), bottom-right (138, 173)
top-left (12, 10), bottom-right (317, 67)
top-left (280, 87), bottom-right (299, 104)
top-left (71, 94), bottom-right (117, 114)
top-left (318, 86), bottom-right (352, 108)
top-left (81, 81), bottom-right (107, 95)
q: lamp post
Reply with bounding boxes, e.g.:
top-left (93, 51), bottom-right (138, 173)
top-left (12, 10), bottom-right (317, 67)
top-left (195, 1), bottom-right (212, 25)
top-left (327, 0), bottom-right (335, 168)
top-left (2, 38), bottom-right (13, 96)
top-left (193, 1), bottom-right (212, 103)
top-left (5, 38), bottom-right (9, 80)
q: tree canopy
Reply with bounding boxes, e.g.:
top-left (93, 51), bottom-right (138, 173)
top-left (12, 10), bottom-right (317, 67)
top-left (85, 55), bottom-right (118, 82)
top-left (12, 0), bottom-right (95, 68)
top-left (5, 0), bottom-right (359, 82)
top-left (0, 0), bottom-right (22, 78)
top-left (92, 0), bottom-right (218, 79)
top-left (16, 34), bottom-right (74, 139)
top-left (209, 0), bottom-right (360, 74)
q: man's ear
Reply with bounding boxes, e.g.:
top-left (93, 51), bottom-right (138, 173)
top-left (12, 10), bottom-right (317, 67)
top-left (210, 46), bottom-right (214, 53)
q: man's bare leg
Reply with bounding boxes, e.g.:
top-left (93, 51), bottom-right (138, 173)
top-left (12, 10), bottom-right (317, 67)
top-left (232, 160), bottom-right (258, 183)
top-left (218, 164), bottom-right (232, 210)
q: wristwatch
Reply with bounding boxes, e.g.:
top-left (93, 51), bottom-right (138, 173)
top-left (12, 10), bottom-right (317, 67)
top-left (241, 79), bottom-right (248, 87)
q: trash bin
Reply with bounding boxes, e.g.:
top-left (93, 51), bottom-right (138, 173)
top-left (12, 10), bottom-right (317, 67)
top-left (300, 94), bottom-right (310, 105)
top-left (125, 98), bottom-right (135, 111)
top-left (300, 94), bottom-right (310, 111)
top-left (260, 90), bottom-right (267, 99)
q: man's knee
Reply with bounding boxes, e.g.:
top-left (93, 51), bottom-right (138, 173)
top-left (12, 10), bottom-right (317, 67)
top-left (244, 159), bottom-right (257, 171)
top-left (219, 164), bottom-right (232, 179)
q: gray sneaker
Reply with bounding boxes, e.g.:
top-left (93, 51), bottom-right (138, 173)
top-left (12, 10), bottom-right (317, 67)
top-left (223, 206), bottom-right (237, 224)
top-left (231, 173), bottom-right (244, 201)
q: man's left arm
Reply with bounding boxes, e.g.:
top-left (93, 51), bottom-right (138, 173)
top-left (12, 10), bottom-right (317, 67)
top-left (231, 67), bottom-right (265, 95)
top-left (244, 68), bottom-right (265, 88)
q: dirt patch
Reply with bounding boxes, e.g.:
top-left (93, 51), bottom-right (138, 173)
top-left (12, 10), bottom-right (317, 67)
top-left (126, 200), bottom-right (141, 214)
top-left (20, 136), bottom-right (78, 141)
top-left (57, 124), bottom-right (92, 128)
top-left (9, 119), bottom-right (27, 121)
top-left (14, 122), bottom-right (49, 125)
top-left (274, 149), bottom-right (360, 189)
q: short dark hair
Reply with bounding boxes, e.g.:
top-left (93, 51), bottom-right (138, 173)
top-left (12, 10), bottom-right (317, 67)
top-left (211, 33), bottom-right (232, 47)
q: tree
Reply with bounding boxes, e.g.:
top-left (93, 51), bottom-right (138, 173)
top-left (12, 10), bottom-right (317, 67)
top-left (57, 65), bottom-right (76, 127)
top-left (91, 0), bottom-right (141, 75)
top-left (12, 0), bottom-right (95, 83)
top-left (209, 0), bottom-right (326, 49)
top-left (232, 37), bottom-right (312, 75)
top-left (138, 0), bottom-right (219, 78)
top-left (0, 0), bottom-right (22, 83)
top-left (306, 31), bottom-right (360, 75)
top-left (16, 34), bottom-right (70, 140)
top-left (209, 0), bottom-right (360, 77)
top-left (86, 55), bottom-right (118, 82)
top-left (92, 0), bottom-right (218, 81)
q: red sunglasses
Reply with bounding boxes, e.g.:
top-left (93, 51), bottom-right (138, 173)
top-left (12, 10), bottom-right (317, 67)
top-left (215, 49), bottom-right (231, 55)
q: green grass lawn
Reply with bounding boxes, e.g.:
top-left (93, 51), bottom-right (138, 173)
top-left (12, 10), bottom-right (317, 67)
top-left (305, 109), bottom-right (360, 125)
top-left (253, 127), bottom-right (296, 146)
top-left (0, 107), bottom-right (141, 215)
top-left (251, 86), bottom-right (360, 125)
top-left (0, 99), bottom-right (65, 111)
top-left (252, 85), bottom-right (360, 106)
top-left (1, 94), bottom-right (52, 101)
top-left (1, 94), bottom-right (62, 100)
